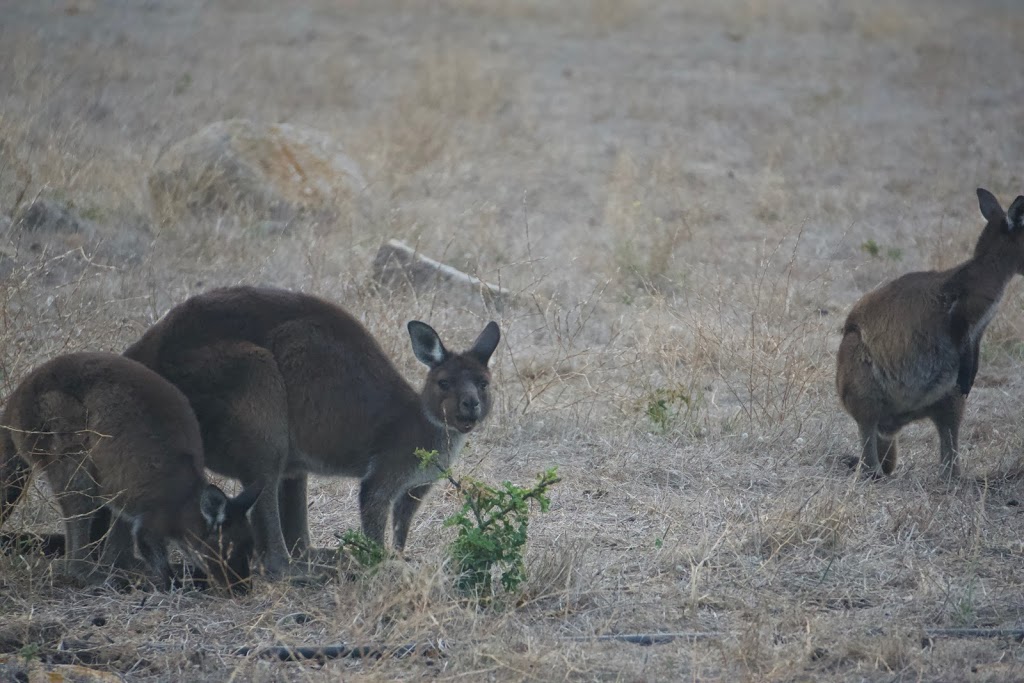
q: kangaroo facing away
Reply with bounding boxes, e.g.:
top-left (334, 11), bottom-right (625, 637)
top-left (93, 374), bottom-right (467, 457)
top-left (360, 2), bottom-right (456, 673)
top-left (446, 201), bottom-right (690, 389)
top-left (123, 286), bottom-right (501, 576)
top-left (0, 352), bottom-right (260, 593)
top-left (837, 188), bottom-right (1024, 478)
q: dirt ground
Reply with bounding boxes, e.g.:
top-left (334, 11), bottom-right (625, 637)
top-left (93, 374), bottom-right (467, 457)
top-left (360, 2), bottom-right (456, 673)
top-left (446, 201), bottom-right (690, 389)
top-left (1, 0), bottom-right (1023, 681)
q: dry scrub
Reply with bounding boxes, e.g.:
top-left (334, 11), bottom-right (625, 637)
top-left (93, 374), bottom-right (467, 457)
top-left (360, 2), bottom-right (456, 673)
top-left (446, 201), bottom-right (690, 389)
top-left (2, 0), bottom-right (1024, 681)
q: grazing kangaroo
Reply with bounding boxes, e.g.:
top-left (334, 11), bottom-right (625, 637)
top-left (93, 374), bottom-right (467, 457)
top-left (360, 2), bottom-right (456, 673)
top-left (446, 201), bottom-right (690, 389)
top-left (837, 188), bottom-right (1024, 478)
top-left (123, 286), bottom-right (501, 576)
top-left (0, 352), bottom-right (260, 592)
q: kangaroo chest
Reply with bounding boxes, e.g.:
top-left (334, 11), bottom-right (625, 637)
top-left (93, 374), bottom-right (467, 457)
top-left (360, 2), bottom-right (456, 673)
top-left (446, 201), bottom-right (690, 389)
top-left (399, 431), bottom-right (468, 489)
top-left (967, 299), bottom-right (1000, 345)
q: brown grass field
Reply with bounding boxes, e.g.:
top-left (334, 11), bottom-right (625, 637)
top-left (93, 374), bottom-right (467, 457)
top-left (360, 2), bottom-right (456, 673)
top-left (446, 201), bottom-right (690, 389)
top-left (1, 0), bottom-right (1023, 680)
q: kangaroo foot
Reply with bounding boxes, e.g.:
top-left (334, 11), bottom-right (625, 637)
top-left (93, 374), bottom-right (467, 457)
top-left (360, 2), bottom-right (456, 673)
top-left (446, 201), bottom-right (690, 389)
top-left (840, 455), bottom-right (886, 480)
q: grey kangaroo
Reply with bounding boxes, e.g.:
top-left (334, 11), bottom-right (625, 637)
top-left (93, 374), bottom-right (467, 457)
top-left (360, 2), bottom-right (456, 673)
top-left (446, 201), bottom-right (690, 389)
top-left (123, 286), bottom-right (501, 576)
top-left (837, 188), bottom-right (1024, 478)
top-left (0, 352), bottom-right (260, 593)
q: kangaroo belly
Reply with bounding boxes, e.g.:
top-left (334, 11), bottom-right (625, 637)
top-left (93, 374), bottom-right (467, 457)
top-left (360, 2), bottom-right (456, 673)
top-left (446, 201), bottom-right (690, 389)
top-left (286, 446), bottom-right (369, 478)
top-left (872, 342), bottom-right (959, 413)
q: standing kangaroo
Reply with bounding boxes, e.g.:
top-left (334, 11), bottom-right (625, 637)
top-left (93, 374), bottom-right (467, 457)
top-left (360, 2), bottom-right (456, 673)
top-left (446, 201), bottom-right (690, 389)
top-left (837, 188), bottom-right (1024, 478)
top-left (123, 286), bottom-right (501, 576)
top-left (0, 352), bottom-right (260, 593)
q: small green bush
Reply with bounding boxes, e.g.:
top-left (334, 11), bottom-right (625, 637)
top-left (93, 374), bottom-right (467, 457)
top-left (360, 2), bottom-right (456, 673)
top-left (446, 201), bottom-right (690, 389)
top-left (860, 239), bottom-right (902, 261)
top-left (445, 467), bottom-right (560, 595)
top-left (416, 448), bottom-right (559, 596)
top-left (645, 386), bottom-right (702, 434)
top-left (336, 529), bottom-right (387, 568)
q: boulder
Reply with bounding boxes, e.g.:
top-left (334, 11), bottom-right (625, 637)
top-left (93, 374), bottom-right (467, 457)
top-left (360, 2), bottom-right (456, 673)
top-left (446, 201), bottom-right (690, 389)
top-left (148, 119), bottom-right (368, 221)
top-left (9, 198), bottom-right (97, 261)
top-left (15, 198), bottom-right (91, 235)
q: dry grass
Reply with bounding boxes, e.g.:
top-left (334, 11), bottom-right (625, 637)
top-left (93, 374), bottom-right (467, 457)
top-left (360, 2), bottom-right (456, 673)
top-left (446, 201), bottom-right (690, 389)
top-left (2, 0), bottom-right (1024, 680)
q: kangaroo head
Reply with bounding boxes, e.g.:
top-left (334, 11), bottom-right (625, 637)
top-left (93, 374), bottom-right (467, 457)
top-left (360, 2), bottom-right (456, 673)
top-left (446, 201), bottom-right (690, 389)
top-left (197, 483), bottom-right (260, 594)
top-left (408, 320), bottom-right (500, 435)
top-left (975, 188), bottom-right (1024, 274)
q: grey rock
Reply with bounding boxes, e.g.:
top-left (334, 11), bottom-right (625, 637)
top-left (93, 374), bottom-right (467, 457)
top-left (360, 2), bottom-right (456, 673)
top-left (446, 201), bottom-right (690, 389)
top-left (148, 119), bottom-right (369, 223)
top-left (15, 198), bottom-right (90, 234)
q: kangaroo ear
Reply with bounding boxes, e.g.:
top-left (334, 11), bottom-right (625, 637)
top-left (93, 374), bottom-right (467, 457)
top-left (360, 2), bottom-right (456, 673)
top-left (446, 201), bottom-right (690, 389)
top-left (230, 484), bottom-right (263, 517)
top-left (408, 321), bottom-right (447, 368)
top-left (469, 321), bottom-right (500, 366)
top-left (200, 484), bottom-right (229, 528)
top-left (977, 188), bottom-right (1005, 223)
top-left (1007, 196), bottom-right (1024, 233)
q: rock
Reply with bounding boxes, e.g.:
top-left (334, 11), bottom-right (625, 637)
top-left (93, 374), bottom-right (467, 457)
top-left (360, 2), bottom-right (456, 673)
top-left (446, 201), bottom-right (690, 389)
top-left (15, 199), bottom-right (92, 235)
top-left (372, 239), bottom-right (519, 312)
top-left (27, 662), bottom-right (122, 682)
top-left (148, 119), bottom-right (368, 221)
top-left (8, 200), bottom-right (96, 266)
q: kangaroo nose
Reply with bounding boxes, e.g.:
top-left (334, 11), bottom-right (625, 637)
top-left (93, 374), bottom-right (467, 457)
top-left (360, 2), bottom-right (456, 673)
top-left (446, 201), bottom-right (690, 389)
top-left (461, 397), bottom-right (480, 414)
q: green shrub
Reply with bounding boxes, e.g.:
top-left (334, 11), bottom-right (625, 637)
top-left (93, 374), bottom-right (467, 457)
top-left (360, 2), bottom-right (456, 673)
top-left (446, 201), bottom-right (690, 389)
top-left (416, 448), bottom-right (559, 596)
top-left (645, 386), bottom-right (702, 434)
top-left (445, 467), bottom-right (560, 595)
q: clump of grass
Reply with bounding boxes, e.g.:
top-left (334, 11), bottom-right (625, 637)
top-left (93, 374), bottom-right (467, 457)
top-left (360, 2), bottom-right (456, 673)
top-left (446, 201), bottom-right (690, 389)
top-left (750, 490), bottom-right (855, 560)
top-left (603, 151), bottom-right (698, 296)
top-left (366, 46), bottom-right (518, 194)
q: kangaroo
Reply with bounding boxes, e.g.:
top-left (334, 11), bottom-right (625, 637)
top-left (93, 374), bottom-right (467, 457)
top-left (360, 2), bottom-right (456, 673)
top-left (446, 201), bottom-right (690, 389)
top-left (123, 286), bottom-right (500, 576)
top-left (0, 352), bottom-right (260, 593)
top-left (837, 188), bottom-right (1024, 478)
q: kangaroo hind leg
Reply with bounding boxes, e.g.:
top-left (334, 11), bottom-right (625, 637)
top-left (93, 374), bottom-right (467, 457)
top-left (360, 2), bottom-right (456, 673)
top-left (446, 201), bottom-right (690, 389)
top-left (856, 422), bottom-right (885, 479)
top-left (930, 393), bottom-right (965, 480)
top-left (45, 456), bottom-right (105, 581)
top-left (181, 342), bottom-right (292, 577)
top-left (878, 432), bottom-right (898, 475)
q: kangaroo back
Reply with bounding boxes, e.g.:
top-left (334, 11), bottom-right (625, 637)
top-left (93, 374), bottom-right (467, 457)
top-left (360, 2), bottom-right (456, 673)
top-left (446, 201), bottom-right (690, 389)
top-left (2, 352), bottom-right (258, 592)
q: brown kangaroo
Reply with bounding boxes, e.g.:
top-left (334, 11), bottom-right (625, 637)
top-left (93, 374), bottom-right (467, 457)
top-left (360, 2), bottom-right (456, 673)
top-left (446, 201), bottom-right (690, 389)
top-left (0, 352), bottom-right (260, 592)
top-left (837, 188), bottom-right (1024, 478)
top-left (123, 286), bottom-right (500, 576)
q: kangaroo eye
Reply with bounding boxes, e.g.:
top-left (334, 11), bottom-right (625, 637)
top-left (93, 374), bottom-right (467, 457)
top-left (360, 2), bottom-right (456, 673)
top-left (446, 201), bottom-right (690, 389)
top-left (438, 379), bottom-right (451, 391)
top-left (477, 380), bottom-right (489, 390)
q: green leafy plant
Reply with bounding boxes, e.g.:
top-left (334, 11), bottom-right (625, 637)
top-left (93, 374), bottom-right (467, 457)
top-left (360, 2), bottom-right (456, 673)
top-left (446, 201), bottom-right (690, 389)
top-left (415, 447), bottom-right (439, 470)
top-left (860, 239), bottom-right (881, 258)
top-left (445, 467), bottom-right (560, 595)
top-left (418, 448), bottom-right (559, 595)
top-left (19, 643), bottom-right (40, 664)
top-left (336, 529), bottom-right (387, 568)
top-left (645, 386), bottom-right (702, 434)
top-left (860, 239), bottom-right (902, 261)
